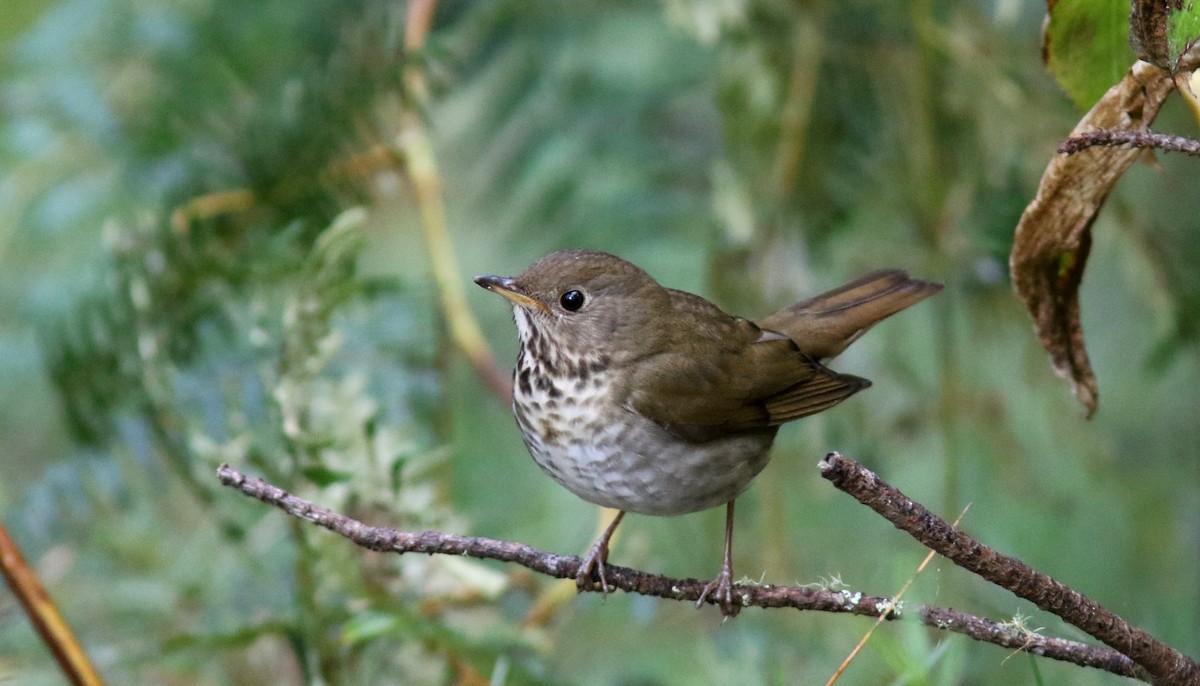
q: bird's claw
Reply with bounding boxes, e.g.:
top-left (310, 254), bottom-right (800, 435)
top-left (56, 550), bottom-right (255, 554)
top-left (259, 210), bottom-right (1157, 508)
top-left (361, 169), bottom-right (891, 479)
top-left (575, 539), bottom-right (611, 595)
top-left (697, 566), bottom-right (741, 618)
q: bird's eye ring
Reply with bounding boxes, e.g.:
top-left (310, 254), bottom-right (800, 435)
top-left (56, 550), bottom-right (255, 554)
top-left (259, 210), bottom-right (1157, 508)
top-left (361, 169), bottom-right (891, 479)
top-left (559, 289), bottom-right (585, 312)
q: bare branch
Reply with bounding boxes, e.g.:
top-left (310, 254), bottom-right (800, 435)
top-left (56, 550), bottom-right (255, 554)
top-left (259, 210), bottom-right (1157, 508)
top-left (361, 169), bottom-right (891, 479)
top-left (1059, 129), bottom-right (1200, 157)
top-left (819, 452), bottom-right (1196, 685)
top-left (217, 463), bottom-right (1145, 681)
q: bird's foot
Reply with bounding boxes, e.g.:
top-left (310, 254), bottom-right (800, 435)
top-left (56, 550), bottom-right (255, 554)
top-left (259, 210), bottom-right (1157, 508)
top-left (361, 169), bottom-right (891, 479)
top-left (575, 537), bottom-right (612, 596)
top-left (576, 510), bottom-right (625, 597)
top-left (697, 564), bottom-right (741, 618)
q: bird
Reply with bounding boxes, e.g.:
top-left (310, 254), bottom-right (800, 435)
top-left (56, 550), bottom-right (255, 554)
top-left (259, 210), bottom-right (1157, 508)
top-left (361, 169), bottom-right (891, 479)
top-left (474, 249), bottom-right (941, 616)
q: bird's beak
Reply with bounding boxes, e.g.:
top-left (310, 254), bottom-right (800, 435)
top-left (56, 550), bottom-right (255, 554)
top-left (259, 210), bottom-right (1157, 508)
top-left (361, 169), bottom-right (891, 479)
top-left (474, 274), bottom-right (548, 312)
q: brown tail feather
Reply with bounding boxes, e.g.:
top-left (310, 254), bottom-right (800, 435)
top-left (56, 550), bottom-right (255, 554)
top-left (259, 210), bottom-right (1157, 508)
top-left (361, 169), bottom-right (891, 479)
top-left (756, 270), bottom-right (942, 360)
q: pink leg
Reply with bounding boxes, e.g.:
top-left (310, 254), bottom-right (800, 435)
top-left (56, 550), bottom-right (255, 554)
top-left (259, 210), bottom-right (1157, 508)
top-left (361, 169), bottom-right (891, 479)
top-left (697, 500), bottom-right (740, 617)
top-left (577, 510), bottom-right (626, 595)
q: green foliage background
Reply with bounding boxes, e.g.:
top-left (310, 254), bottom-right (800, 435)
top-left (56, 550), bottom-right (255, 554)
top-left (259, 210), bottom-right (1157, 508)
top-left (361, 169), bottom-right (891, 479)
top-left (2, 0), bottom-right (1199, 684)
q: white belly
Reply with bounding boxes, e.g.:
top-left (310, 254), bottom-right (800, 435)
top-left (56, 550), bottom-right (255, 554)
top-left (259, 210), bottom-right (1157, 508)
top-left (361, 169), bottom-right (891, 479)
top-left (513, 376), bottom-right (775, 516)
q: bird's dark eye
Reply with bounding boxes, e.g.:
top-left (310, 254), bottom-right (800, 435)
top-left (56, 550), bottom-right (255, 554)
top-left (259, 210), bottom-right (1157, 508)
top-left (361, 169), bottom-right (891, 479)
top-left (559, 290), bottom-right (585, 312)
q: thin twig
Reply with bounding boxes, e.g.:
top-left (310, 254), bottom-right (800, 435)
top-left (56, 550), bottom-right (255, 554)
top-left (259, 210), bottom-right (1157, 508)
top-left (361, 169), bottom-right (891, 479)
top-left (217, 463), bottom-right (1143, 680)
top-left (820, 452), bottom-right (1195, 685)
top-left (1058, 128), bottom-right (1200, 157)
top-left (0, 523), bottom-right (106, 686)
top-left (828, 506), bottom-right (971, 685)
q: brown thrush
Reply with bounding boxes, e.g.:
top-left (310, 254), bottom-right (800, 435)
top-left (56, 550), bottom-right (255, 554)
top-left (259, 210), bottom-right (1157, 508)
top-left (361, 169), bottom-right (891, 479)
top-left (475, 249), bottom-right (941, 616)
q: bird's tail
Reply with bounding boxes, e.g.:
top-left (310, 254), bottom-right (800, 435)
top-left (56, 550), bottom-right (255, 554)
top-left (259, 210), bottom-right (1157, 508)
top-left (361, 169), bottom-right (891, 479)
top-left (757, 270), bottom-right (942, 360)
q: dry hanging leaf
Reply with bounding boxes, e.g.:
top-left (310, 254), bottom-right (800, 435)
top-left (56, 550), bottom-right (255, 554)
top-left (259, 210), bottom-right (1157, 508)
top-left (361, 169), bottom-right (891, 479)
top-left (1010, 60), bottom-right (1175, 416)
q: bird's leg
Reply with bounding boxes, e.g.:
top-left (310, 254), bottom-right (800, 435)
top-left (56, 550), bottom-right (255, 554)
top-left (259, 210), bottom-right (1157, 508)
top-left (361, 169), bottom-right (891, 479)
top-left (697, 500), bottom-right (741, 617)
top-left (576, 510), bottom-right (626, 595)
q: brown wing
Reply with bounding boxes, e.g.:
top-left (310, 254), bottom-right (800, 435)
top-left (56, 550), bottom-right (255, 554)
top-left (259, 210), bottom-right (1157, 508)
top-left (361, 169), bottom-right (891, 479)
top-left (622, 289), bottom-right (869, 441)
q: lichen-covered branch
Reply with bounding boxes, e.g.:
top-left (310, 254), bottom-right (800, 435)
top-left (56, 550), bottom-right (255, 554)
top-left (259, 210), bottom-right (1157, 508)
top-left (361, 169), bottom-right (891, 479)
top-left (1058, 128), bottom-right (1200, 157)
top-left (820, 452), bottom-right (1195, 685)
top-left (217, 463), bottom-right (1144, 680)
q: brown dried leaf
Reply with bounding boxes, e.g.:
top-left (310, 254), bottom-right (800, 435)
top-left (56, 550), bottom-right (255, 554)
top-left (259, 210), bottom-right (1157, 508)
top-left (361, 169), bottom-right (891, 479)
top-left (1130, 0), bottom-right (1173, 69)
top-left (1010, 60), bottom-right (1175, 417)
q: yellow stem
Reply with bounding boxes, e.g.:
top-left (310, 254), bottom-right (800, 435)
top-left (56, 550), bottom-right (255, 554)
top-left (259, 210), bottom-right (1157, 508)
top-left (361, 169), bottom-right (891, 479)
top-left (0, 523), bottom-right (106, 686)
top-left (770, 10), bottom-right (826, 197)
top-left (169, 189), bottom-right (256, 233)
top-left (521, 507), bottom-right (623, 628)
top-left (826, 505), bottom-right (971, 684)
top-left (399, 0), bottom-right (511, 402)
top-left (395, 116), bottom-right (511, 401)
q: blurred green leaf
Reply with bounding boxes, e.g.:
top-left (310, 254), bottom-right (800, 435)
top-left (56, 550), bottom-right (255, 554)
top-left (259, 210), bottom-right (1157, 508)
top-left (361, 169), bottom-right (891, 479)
top-left (1044, 0), bottom-right (1134, 109)
top-left (341, 611), bottom-right (406, 645)
top-left (160, 621), bottom-right (294, 653)
top-left (1168, 2), bottom-right (1200, 64)
top-left (301, 465), bottom-right (355, 488)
